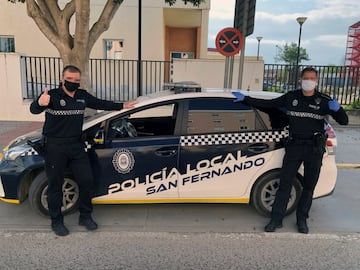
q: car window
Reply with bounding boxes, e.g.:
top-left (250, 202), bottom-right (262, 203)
top-left (108, 103), bottom-right (178, 138)
top-left (255, 107), bottom-right (289, 130)
top-left (186, 98), bottom-right (267, 134)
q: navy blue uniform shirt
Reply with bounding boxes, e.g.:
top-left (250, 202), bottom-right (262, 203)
top-left (244, 90), bottom-right (348, 136)
top-left (30, 86), bottom-right (124, 138)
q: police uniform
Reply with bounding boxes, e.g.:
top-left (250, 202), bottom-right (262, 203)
top-left (30, 86), bottom-right (124, 224)
top-left (244, 90), bottom-right (348, 223)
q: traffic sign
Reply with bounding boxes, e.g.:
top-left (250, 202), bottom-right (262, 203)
top-left (215, 27), bottom-right (244, 57)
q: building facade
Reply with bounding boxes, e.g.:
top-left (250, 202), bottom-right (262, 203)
top-left (0, 0), bottom-right (210, 61)
top-left (0, 0), bottom-right (265, 121)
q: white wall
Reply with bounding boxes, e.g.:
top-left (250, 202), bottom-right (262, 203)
top-left (0, 0), bottom-right (210, 60)
top-left (0, 52), bottom-right (264, 121)
top-left (172, 58), bottom-right (264, 90)
top-left (0, 53), bottom-right (44, 121)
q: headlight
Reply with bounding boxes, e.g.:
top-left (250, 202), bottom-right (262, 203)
top-left (3, 145), bottom-right (30, 161)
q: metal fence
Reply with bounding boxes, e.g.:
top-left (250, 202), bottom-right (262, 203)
top-left (264, 64), bottom-right (360, 105)
top-left (21, 56), bottom-right (171, 101)
top-left (21, 56), bottom-right (360, 106)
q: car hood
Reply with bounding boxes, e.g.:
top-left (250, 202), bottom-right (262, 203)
top-left (4, 129), bottom-right (42, 150)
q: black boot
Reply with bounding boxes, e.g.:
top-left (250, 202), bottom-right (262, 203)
top-left (296, 219), bottom-right (309, 234)
top-left (264, 219), bottom-right (283, 232)
top-left (51, 221), bottom-right (69, 236)
top-left (79, 216), bottom-right (98, 230)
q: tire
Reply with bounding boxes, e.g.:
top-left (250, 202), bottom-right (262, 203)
top-left (28, 171), bottom-right (80, 216)
top-left (251, 171), bottom-right (302, 217)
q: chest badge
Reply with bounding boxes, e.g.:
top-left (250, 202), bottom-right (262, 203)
top-left (60, 99), bottom-right (66, 106)
top-left (292, 99), bottom-right (298, 106)
top-left (315, 98), bottom-right (321, 105)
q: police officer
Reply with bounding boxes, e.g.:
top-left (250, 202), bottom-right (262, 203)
top-left (30, 65), bottom-right (137, 236)
top-left (232, 67), bottom-right (348, 233)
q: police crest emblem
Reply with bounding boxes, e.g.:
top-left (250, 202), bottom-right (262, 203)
top-left (112, 149), bottom-right (135, 174)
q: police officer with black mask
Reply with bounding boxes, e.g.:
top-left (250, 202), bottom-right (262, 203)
top-left (30, 65), bottom-right (137, 236)
top-left (232, 67), bottom-right (348, 234)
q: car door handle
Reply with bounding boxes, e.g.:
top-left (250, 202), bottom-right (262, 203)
top-left (155, 147), bottom-right (178, 157)
top-left (247, 143), bottom-right (269, 153)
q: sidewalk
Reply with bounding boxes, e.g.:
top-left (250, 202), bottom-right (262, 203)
top-left (0, 121), bottom-right (43, 148)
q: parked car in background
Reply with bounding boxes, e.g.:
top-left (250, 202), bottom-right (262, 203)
top-left (0, 86), bottom-right (338, 217)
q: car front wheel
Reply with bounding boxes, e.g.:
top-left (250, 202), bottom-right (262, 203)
top-left (251, 171), bottom-right (302, 217)
top-left (28, 171), bottom-right (79, 216)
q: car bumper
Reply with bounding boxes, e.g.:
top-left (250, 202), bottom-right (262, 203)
top-left (0, 160), bottom-right (27, 203)
top-left (313, 154), bottom-right (337, 198)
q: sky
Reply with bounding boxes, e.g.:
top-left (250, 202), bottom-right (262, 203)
top-left (208, 0), bottom-right (360, 66)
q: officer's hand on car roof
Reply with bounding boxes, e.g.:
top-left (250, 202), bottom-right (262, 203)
top-left (123, 100), bottom-right (138, 109)
top-left (328, 94), bottom-right (340, 112)
top-left (38, 88), bottom-right (50, 107)
top-left (231, 91), bottom-right (245, 102)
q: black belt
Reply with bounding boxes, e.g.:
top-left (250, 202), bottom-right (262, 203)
top-left (290, 132), bottom-right (325, 142)
top-left (44, 136), bottom-right (81, 144)
top-left (292, 135), bottom-right (313, 140)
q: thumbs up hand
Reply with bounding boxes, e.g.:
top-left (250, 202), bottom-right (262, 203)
top-left (38, 88), bottom-right (50, 107)
top-left (328, 93), bottom-right (340, 112)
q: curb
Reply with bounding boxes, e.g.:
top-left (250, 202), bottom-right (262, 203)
top-left (336, 163), bottom-right (360, 169)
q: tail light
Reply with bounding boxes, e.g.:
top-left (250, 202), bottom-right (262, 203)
top-left (324, 123), bottom-right (337, 155)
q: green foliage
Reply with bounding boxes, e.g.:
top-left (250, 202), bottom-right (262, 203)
top-left (344, 99), bottom-right (360, 110)
top-left (274, 42), bottom-right (310, 65)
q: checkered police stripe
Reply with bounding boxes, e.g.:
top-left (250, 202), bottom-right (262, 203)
top-left (84, 141), bottom-right (92, 152)
top-left (287, 110), bottom-right (325, 120)
top-left (180, 130), bottom-right (289, 146)
top-left (21, 141), bottom-right (93, 156)
top-left (21, 148), bottom-right (38, 156)
top-left (45, 109), bottom-right (85, 116)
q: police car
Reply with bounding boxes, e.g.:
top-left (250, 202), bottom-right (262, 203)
top-left (0, 86), bottom-right (338, 217)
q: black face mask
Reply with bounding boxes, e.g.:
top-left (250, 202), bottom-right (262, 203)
top-left (64, 80), bottom-right (80, 92)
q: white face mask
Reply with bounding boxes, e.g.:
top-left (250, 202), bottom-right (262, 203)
top-left (301, 80), bottom-right (317, 92)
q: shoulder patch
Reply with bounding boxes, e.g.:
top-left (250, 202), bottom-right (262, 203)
top-left (318, 92), bottom-right (332, 100)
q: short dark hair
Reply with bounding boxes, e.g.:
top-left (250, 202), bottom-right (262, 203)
top-left (301, 67), bottom-right (318, 78)
top-left (62, 65), bottom-right (81, 76)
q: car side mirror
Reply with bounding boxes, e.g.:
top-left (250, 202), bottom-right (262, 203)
top-left (93, 129), bottom-right (104, 144)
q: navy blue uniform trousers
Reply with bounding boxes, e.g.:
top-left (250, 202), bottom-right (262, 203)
top-left (44, 142), bottom-right (94, 223)
top-left (271, 139), bottom-right (324, 221)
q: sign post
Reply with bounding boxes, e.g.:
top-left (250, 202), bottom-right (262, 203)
top-left (215, 28), bottom-right (244, 88)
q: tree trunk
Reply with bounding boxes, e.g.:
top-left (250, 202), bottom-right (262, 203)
top-left (22, 0), bottom-right (203, 97)
top-left (61, 50), bottom-right (91, 93)
top-left (25, 0), bottom-right (122, 96)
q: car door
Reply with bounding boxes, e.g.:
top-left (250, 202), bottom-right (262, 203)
top-left (177, 97), bottom-right (285, 200)
top-left (91, 102), bottom-right (182, 203)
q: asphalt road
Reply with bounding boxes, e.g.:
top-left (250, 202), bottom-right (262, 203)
top-left (0, 231), bottom-right (359, 270)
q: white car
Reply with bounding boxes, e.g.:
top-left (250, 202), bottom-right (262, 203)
top-left (0, 87), bottom-right (338, 217)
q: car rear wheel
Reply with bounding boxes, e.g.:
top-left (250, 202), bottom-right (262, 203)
top-left (28, 171), bottom-right (79, 216)
top-left (251, 171), bottom-right (302, 217)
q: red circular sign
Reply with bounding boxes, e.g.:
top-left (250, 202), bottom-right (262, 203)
top-left (215, 27), bottom-right (244, 57)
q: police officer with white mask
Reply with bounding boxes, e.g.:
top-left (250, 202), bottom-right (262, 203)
top-left (232, 67), bottom-right (348, 233)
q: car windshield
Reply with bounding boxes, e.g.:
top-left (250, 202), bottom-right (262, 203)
top-left (84, 110), bottom-right (111, 123)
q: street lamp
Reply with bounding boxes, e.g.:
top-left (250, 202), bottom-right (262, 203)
top-left (295, 17), bottom-right (307, 87)
top-left (275, 45), bottom-right (280, 63)
top-left (256, 36), bottom-right (263, 60)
